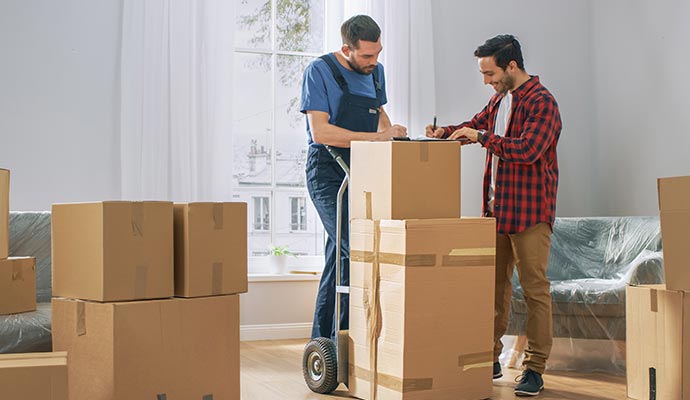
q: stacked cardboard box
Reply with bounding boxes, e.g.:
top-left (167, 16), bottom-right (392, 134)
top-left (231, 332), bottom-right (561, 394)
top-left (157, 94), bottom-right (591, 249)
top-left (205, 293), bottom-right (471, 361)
top-left (0, 168), bottom-right (37, 315)
top-left (627, 176), bottom-right (690, 399)
top-left (51, 201), bottom-right (247, 400)
top-left (347, 142), bottom-right (495, 400)
top-left (0, 352), bottom-right (68, 399)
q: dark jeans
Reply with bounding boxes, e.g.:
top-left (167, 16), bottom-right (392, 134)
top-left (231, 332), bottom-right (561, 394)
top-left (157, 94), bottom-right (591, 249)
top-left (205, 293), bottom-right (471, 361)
top-left (306, 146), bottom-right (350, 339)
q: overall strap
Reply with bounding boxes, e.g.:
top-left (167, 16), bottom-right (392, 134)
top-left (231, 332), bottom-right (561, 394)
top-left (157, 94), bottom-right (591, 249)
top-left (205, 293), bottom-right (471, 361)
top-left (320, 54), bottom-right (348, 91)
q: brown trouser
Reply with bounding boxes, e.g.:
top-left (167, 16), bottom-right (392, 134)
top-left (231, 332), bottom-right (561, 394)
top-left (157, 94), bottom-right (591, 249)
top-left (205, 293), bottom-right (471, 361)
top-left (493, 222), bottom-right (553, 374)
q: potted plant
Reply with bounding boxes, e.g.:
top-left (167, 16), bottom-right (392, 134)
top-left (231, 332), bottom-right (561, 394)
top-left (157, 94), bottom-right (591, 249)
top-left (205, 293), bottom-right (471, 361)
top-left (267, 244), bottom-right (297, 274)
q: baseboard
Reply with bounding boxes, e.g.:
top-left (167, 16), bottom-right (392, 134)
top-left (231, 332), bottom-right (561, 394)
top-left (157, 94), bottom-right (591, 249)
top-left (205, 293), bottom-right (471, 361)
top-left (240, 322), bottom-right (312, 341)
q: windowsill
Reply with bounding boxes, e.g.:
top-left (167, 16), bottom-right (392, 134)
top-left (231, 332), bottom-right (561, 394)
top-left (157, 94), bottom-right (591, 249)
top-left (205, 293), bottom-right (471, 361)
top-left (248, 273), bottom-right (321, 282)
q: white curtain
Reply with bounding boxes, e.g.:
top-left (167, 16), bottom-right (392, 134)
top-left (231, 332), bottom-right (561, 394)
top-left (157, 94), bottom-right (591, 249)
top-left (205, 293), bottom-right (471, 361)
top-left (120, 0), bottom-right (235, 201)
top-left (343, 0), bottom-right (436, 136)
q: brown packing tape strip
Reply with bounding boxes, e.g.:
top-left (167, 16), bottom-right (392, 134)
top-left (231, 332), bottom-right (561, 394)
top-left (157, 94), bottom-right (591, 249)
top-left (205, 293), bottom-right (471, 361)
top-left (350, 250), bottom-right (375, 263)
top-left (131, 201), bottom-right (144, 237)
top-left (212, 262), bottom-right (223, 295)
top-left (650, 288), bottom-right (658, 312)
top-left (12, 262), bottom-right (23, 281)
top-left (350, 364), bottom-right (433, 393)
top-left (368, 220), bottom-right (382, 400)
top-left (213, 203), bottom-right (224, 230)
top-left (442, 255), bottom-right (495, 267)
top-left (135, 265), bottom-right (148, 299)
top-left (380, 253), bottom-right (436, 267)
top-left (419, 142), bottom-right (429, 162)
top-left (76, 302), bottom-right (86, 336)
top-left (458, 351), bottom-right (493, 371)
top-left (365, 192), bottom-right (372, 220)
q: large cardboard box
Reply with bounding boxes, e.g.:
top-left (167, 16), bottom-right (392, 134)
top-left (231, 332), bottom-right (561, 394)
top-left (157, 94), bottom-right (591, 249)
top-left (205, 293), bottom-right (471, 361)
top-left (626, 284), bottom-right (690, 399)
top-left (173, 202), bottom-right (247, 297)
top-left (348, 218), bottom-right (495, 400)
top-left (51, 201), bottom-right (174, 302)
top-left (350, 141), bottom-right (461, 220)
top-left (0, 351), bottom-right (68, 400)
top-left (658, 176), bottom-right (690, 291)
top-left (52, 295), bottom-right (240, 400)
top-left (0, 256), bottom-right (36, 314)
top-left (0, 168), bottom-right (8, 259)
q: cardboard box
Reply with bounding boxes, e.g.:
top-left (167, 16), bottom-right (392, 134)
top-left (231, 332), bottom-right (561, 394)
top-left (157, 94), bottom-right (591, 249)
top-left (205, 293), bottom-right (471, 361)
top-left (52, 295), bottom-right (240, 400)
top-left (0, 257), bottom-right (36, 315)
top-left (0, 351), bottom-right (68, 400)
top-left (348, 218), bottom-right (495, 400)
top-left (0, 168), bottom-right (8, 259)
top-left (173, 202), bottom-right (247, 297)
top-left (626, 284), bottom-right (690, 399)
top-left (350, 141), bottom-right (461, 220)
top-left (51, 201), bottom-right (174, 302)
top-left (658, 176), bottom-right (690, 291)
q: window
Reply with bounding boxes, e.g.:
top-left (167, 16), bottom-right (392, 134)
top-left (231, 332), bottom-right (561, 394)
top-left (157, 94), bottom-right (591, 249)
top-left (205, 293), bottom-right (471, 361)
top-left (253, 196), bottom-right (270, 231)
top-left (290, 197), bottom-right (307, 231)
top-left (233, 0), bottom-right (326, 258)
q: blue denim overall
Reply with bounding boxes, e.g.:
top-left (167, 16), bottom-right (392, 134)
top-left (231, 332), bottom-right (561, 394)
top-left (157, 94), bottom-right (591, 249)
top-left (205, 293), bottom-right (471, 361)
top-left (307, 54), bottom-right (383, 339)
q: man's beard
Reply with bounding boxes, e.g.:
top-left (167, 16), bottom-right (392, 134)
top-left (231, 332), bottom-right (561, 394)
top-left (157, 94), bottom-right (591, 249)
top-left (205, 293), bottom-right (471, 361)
top-left (346, 57), bottom-right (375, 75)
top-left (497, 73), bottom-right (515, 94)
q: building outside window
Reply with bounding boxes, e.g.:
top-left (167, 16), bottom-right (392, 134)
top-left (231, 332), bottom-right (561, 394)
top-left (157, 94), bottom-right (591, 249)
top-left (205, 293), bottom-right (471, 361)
top-left (290, 196), bottom-right (307, 231)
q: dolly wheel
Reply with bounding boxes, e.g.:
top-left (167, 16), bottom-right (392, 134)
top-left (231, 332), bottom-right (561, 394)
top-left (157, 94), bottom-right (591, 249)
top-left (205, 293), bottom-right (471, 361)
top-left (302, 337), bottom-right (338, 394)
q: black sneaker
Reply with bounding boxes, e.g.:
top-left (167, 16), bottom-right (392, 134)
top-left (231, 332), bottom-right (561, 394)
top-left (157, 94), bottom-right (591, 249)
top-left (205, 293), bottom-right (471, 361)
top-left (492, 361), bottom-right (502, 379)
top-left (514, 369), bottom-right (544, 396)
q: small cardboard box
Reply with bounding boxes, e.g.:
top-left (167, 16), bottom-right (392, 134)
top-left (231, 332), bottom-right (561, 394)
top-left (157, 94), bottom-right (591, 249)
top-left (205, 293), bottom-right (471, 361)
top-left (658, 176), bottom-right (690, 291)
top-left (51, 201), bottom-right (174, 302)
top-left (173, 202), bottom-right (247, 297)
top-left (350, 141), bottom-right (461, 220)
top-left (348, 218), bottom-right (495, 400)
top-left (0, 351), bottom-right (68, 400)
top-left (0, 257), bottom-right (36, 315)
top-left (626, 284), bottom-right (690, 399)
top-left (52, 295), bottom-right (240, 400)
top-left (0, 168), bottom-right (9, 259)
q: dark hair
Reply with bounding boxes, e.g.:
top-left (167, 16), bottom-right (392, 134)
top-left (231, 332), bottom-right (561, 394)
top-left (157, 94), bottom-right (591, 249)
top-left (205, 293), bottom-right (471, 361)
top-left (474, 34), bottom-right (524, 70)
top-left (340, 15), bottom-right (381, 49)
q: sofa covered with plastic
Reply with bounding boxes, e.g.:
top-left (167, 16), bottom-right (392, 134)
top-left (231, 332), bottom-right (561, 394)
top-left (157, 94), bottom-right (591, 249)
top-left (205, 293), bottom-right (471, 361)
top-left (0, 212), bottom-right (52, 353)
top-left (503, 216), bottom-right (664, 372)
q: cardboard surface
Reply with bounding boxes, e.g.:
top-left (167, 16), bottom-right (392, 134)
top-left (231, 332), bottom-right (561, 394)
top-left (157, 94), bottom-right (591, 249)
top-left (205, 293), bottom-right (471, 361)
top-left (350, 141), bottom-right (461, 220)
top-left (349, 218), bottom-right (495, 400)
top-left (0, 351), bottom-right (68, 400)
top-left (0, 257), bottom-right (36, 315)
top-left (658, 176), bottom-right (690, 291)
top-left (0, 168), bottom-right (8, 259)
top-left (52, 295), bottom-right (240, 400)
top-left (51, 201), bottom-right (174, 302)
top-left (173, 202), bottom-right (247, 297)
top-left (626, 284), bottom-right (690, 399)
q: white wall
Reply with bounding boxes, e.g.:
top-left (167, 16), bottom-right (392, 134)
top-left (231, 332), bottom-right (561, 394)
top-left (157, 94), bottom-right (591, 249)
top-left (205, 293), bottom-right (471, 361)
top-left (431, 0), bottom-right (593, 217)
top-left (0, 0), bottom-right (122, 211)
top-left (590, 0), bottom-right (690, 216)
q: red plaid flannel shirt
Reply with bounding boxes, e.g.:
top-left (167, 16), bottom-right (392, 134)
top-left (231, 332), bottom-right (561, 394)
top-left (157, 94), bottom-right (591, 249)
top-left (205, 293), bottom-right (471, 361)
top-left (444, 76), bottom-right (562, 234)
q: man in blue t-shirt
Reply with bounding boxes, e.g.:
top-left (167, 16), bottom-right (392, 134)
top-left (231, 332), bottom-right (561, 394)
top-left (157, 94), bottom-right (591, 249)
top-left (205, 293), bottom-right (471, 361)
top-left (300, 15), bottom-right (407, 340)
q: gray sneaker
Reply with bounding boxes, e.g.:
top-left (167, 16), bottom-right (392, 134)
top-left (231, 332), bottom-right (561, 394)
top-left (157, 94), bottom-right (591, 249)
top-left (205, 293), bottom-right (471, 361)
top-left (492, 361), bottom-right (503, 379)
top-left (514, 369), bottom-right (544, 396)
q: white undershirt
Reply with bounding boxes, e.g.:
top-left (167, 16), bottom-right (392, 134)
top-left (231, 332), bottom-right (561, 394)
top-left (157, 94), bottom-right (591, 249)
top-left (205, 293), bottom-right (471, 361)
top-left (488, 92), bottom-right (512, 211)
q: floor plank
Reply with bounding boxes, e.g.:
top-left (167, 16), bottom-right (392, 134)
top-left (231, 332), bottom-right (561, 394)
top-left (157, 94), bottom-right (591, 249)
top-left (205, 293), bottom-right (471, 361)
top-left (240, 339), bottom-right (627, 399)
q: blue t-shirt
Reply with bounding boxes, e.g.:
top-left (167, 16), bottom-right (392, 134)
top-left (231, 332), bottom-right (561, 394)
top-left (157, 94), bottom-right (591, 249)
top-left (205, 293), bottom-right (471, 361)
top-left (300, 53), bottom-right (387, 145)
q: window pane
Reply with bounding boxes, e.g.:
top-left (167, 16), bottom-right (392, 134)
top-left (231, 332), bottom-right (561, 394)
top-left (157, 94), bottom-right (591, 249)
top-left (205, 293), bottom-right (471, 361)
top-left (234, 191), bottom-right (272, 256)
top-left (275, 54), bottom-right (312, 188)
top-left (235, 0), bottom-right (271, 50)
top-left (276, 0), bottom-right (325, 53)
top-left (233, 52), bottom-right (273, 188)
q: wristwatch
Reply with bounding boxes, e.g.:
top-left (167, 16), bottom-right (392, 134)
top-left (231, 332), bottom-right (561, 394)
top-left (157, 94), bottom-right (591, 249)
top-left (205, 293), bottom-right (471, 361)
top-left (476, 129), bottom-right (486, 142)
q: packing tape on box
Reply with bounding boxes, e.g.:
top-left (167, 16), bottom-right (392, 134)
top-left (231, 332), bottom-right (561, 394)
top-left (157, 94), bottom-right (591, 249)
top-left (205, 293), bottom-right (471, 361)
top-left (212, 262), bottom-right (223, 295)
top-left (458, 351), bottom-right (493, 371)
top-left (12, 262), bottom-right (23, 281)
top-left (419, 142), bottom-right (429, 162)
top-left (135, 265), bottom-right (148, 299)
top-left (365, 192), bottom-right (373, 219)
top-left (131, 202), bottom-right (144, 237)
top-left (351, 248), bottom-right (494, 268)
top-left (76, 301), bottom-right (87, 336)
top-left (650, 288), bottom-right (658, 312)
top-left (213, 203), bottom-right (224, 230)
top-left (350, 364), bottom-right (434, 393)
top-left (367, 220), bottom-right (383, 400)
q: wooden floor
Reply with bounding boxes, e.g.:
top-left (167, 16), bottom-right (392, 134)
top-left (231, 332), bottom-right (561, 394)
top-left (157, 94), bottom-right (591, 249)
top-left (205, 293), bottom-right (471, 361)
top-left (240, 339), bottom-right (627, 400)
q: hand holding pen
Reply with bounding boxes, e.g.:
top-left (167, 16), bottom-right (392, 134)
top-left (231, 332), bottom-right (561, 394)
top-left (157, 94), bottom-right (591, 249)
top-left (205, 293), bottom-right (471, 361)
top-left (425, 115), bottom-right (446, 138)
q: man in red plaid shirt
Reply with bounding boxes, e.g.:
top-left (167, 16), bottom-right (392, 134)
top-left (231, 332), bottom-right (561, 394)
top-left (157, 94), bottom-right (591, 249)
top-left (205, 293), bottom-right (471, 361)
top-left (426, 34), bottom-right (561, 397)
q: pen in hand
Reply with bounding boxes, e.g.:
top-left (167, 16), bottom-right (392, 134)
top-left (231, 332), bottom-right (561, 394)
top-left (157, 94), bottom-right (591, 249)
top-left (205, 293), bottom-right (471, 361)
top-left (432, 115), bottom-right (437, 132)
